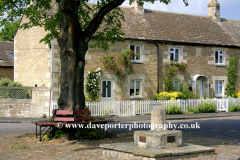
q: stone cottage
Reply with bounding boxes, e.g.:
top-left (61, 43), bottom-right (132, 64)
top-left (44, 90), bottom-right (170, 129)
top-left (0, 41), bottom-right (14, 80)
top-left (14, 0), bottom-right (240, 102)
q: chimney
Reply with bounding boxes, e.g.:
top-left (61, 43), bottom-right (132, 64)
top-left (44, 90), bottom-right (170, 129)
top-left (208, 0), bottom-right (220, 21)
top-left (131, 0), bottom-right (144, 14)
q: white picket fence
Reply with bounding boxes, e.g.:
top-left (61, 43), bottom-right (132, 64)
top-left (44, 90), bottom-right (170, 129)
top-left (50, 98), bottom-right (239, 116)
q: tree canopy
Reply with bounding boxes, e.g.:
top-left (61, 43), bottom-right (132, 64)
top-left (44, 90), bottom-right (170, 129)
top-left (0, 0), bottom-right (188, 110)
top-left (0, 18), bottom-right (20, 42)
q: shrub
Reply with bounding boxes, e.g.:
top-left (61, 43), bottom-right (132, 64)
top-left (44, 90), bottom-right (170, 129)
top-left (235, 92), bottom-right (240, 98)
top-left (75, 128), bottom-right (104, 140)
top-left (229, 102), bottom-right (240, 112)
top-left (154, 92), bottom-right (181, 100)
top-left (188, 102), bottom-right (216, 113)
top-left (178, 84), bottom-right (199, 99)
top-left (100, 113), bottom-right (112, 118)
top-left (198, 102), bottom-right (216, 113)
top-left (166, 105), bottom-right (182, 114)
top-left (0, 77), bottom-right (22, 87)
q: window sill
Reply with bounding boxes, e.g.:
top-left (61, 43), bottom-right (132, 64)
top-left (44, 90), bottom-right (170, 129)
top-left (215, 63), bottom-right (225, 67)
top-left (130, 96), bottom-right (142, 99)
top-left (215, 95), bottom-right (223, 98)
top-left (130, 60), bottom-right (143, 64)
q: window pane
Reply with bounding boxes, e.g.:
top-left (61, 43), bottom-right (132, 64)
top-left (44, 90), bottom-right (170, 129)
top-left (215, 51), bottom-right (218, 63)
top-left (136, 46), bottom-right (140, 60)
top-left (130, 45), bottom-right (134, 51)
top-left (170, 53), bottom-right (174, 61)
top-left (130, 80), bottom-right (134, 96)
top-left (219, 81), bottom-right (222, 86)
top-left (219, 85), bottom-right (222, 94)
top-left (136, 81), bottom-right (140, 95)
top-left (215, 82), bottom-right (218, 95)
top-left (175, 49), bottom-right (179, 61)
top-left (102, 81), bottom-right (106, 97)
top-left (220, 55), bottom-right (223, 63)
top-left (170, 48), bottom-right (174, 52)
top-left (107, 81), bottom-right (111, 97)
top-left (136, 46), bottom-right (140, 54)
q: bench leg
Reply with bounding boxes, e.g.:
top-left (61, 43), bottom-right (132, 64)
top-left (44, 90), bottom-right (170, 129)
top-left (36, 124), bottom-right (38, 138)
top-left (40, 126), bottom-right (42, 142)
top-left (77, 126), bottom-right (79, 141)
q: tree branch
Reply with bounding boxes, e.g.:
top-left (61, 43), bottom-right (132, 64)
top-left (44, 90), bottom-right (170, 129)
top-left (84, 0), bottom-right (125, 43)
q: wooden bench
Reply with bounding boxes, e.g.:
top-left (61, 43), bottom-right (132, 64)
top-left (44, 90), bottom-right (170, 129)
top-left (35, 109), bottom-right (107, 142)
top-left (51, 109), bottom-right (92, 122)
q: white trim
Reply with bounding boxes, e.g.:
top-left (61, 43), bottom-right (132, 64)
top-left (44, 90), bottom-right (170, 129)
top-left (130, 80), bottom-right (141, 97)
top-left (215, 50), bottom-right (224, 64)
top-left (170, 47), bottom-right (180, 62)
top-left (130, 45), bottom-right (141, 61)
top-left (101, 80), bottom-right (114, 101)
top-left (215, 80), bottom-right (223, 97)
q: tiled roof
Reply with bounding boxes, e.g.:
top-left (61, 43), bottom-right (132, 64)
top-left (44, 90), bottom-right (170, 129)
top-left (0, 41), bottom-right (14, 67)
top-left (219, 18), bottom-right (240, 46)
top-left (120, 7), bottom-right (239, 46)
top-left (48, 2), bottom-right (240, 47)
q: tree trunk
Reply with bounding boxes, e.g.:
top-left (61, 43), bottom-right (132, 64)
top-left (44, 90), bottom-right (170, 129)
top-left (57, 0), bottom-right (88, 110)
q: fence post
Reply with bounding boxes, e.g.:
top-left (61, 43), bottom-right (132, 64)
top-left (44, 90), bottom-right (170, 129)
top-left (117, 101), bottom-right (120, 116)
top-left (226, 98), bottom-right (229, 112)
top-left (132, 100), bottom-right (135, 116)
top-left (178, 99), bottom-right (181, 112)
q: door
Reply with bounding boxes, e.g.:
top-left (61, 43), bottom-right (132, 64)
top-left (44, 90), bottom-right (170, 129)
top-left (196, 80), bottom-right (203, 97)
top-left (101, 80), bottom-right (113, 101)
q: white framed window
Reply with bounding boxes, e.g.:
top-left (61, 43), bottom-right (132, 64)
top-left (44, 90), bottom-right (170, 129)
top-left (130, 80), bottom-right (141, 97)
top-left (130, 45), bottom-right (141, 61)
top-left (215, 80), bottom-right (223, 96)
top-left (215, 50), bottom-right (224, 64)
top-left (170, 47), bottom-right (180, 62)
top-left (0, 58), bottom-right (2, 61)
top-left (173, 80), bottom-right (180, 91)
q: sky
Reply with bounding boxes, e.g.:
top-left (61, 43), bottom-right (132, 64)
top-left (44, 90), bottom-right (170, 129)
top-left (90, 0), bottom-right (240, 20)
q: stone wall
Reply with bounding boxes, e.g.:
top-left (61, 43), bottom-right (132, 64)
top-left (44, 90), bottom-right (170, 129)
top-left (50, 38), bottom-right (240, 100)
top-left (50, 39), bottom-right (158, 101)
top-left (160, 43), bottom-right (240, 97)
top-left (0, 87), bottom-right (51, 118)
top-left (0, 67), bottom-right (14, 80)
top-left (14, 15), bottom-right (51, 88)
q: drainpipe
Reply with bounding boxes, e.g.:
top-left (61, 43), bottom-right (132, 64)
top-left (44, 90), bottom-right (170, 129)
top-left (154, 43), bottom-right (160, 93)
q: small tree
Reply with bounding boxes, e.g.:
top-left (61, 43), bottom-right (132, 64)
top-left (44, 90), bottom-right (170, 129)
top-left (225, 56), bottom-right (238, 97)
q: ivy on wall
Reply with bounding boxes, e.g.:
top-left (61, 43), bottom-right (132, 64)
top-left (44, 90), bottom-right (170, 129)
top-left (164, 60), bottom-right (188, 92)
top-left (225, 56), bottom-right (238, 97)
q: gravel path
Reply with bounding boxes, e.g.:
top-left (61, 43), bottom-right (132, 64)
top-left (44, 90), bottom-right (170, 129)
top-left (0, 130), bottom-right (239, 160)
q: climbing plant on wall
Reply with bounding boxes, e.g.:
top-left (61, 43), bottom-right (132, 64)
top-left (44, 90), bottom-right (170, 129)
top-left (225, 56), bottom-right (238, 97)
top-left (164, 60), bottom-right (188, 92)
top-left (102, 48), bottom-right (139, 83)
top-left (85, 68), bottom-right (102, 102)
